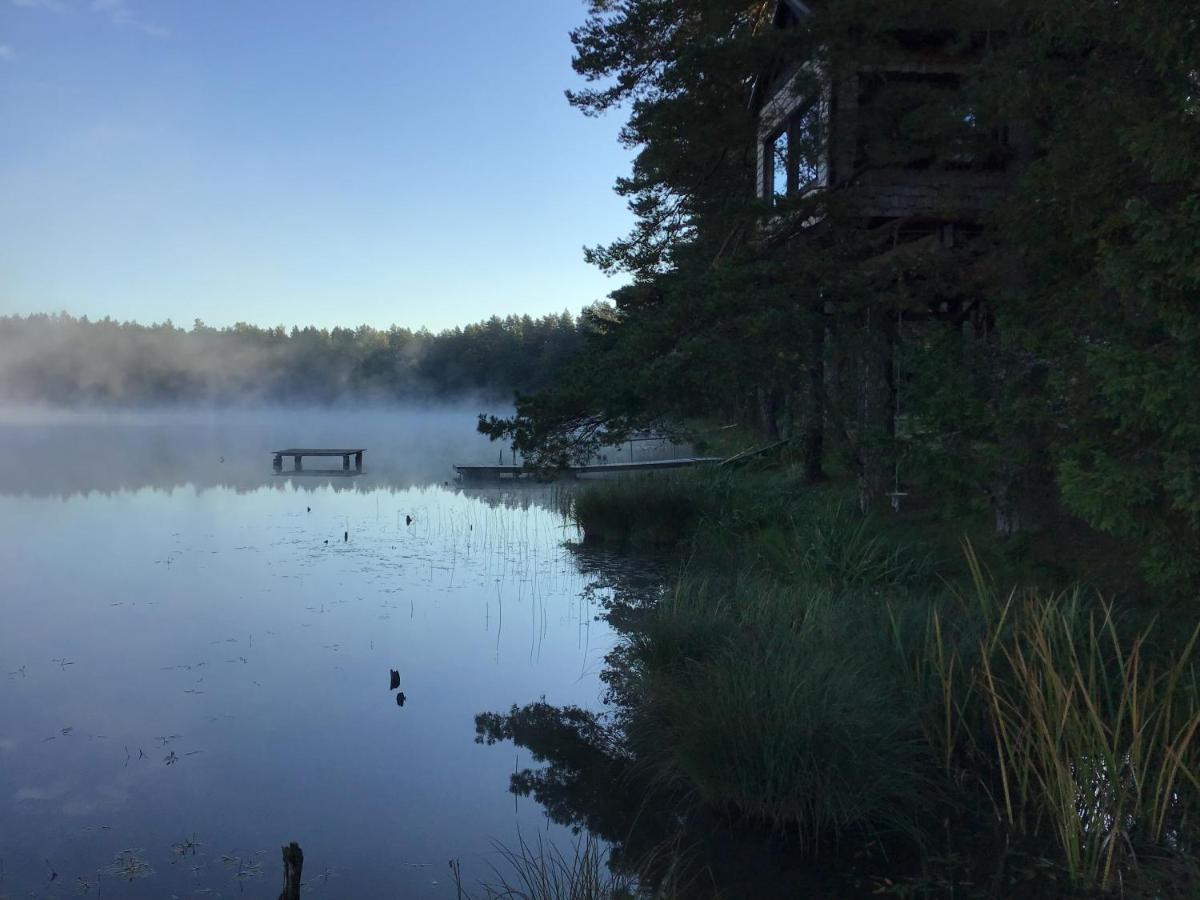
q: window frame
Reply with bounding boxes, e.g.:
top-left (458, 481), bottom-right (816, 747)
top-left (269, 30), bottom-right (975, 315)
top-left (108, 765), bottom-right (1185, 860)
top-left (757, 65), bottom-right (832, 204)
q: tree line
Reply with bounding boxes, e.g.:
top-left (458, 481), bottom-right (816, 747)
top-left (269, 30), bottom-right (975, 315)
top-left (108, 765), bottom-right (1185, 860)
top-left (0, 310), bottom-right (590, 406)
top-left (481, 0), bottom-right (1200, 594)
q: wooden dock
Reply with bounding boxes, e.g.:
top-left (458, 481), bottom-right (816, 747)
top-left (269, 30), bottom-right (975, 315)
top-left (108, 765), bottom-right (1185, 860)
top-left (273, 448), bottom-right (365, 472)
top-left (454, 457), bottom-right (721, 482)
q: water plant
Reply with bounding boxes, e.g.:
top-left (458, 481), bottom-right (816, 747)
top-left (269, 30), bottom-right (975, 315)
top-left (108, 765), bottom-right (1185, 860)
top-left (450, 833), bottom-right (635, 900)
top-left (630, 575), bottom-right (936, 851)
top-left (477, 470), bottom-right (1200, 894)
top-left (937, 585), bottom-right (1200, 891)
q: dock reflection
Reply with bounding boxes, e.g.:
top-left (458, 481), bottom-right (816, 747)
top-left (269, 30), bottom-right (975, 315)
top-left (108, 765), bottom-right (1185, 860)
top-left (0, 410), bottom-right (497, 498)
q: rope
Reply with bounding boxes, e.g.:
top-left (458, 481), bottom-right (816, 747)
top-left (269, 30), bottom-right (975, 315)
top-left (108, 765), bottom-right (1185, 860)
top-left (890, 307), bottom-right (906, 511)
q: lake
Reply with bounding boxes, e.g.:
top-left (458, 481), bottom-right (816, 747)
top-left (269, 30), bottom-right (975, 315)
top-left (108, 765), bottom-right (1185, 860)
top-left (0, 409), bottom-right (633, 898)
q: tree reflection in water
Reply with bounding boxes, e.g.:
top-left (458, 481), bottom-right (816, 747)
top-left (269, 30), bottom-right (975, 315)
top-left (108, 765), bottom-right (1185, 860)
top-left (474, 546), bottom-right (836, 899)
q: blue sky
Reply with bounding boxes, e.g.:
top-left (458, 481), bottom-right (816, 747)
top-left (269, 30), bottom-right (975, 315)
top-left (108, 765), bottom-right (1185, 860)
top-left (0, 1), bottom-right (633, 332)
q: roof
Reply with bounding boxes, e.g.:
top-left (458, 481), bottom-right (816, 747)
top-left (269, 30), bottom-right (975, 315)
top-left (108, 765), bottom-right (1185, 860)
top-left (750, 0), bottom-right (816, 112)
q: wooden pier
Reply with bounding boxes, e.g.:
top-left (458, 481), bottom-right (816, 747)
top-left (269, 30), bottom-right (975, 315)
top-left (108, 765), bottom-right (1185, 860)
top-left (454, 457), bottom-right (721, 482)
top-left (273, 448), bottom-right (365, 472)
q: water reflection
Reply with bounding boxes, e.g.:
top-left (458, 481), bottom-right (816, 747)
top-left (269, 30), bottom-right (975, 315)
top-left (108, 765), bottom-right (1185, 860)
top-left (0, 411), bottom-right (623, 897)
top-left (473, 544), bottom-right (842, 898)
top-left (0, 407), bottom-right (509, 498)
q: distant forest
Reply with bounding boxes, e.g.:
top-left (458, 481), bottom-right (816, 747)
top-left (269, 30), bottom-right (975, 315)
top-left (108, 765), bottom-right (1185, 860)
top-left (0, 311), bottom-right (597, 405)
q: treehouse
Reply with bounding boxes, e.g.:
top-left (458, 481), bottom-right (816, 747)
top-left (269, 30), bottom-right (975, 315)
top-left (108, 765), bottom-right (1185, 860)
top-left (747, 1), bottom-right (1024, 515)
top-left (752, 0), bottom-right (1016, 249)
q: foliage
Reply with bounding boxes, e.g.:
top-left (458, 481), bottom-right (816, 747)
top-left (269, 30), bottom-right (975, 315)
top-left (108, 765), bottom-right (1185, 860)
top-left (481, 478), bottom-right (1200, 894)
top-left (984, 0), bottom-right (1200, 592)
top-left (476, 0), bottom-right (1200, 591)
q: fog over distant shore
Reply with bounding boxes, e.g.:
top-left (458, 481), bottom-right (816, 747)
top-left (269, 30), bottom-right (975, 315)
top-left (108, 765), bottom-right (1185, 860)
top-left (0, 311), bottom-right (595, 407)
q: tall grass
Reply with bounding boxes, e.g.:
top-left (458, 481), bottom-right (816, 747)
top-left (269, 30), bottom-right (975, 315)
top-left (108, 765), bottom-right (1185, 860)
top-left (569, 470), bottom-right (828, 549)
top-left (978, 596), bottom-right (1200, 889)
top-left (451, 833), bottom-right (635, 900)
top-left (902, 553), bottom-right (1200, 892)
top-left (631, 576), bottom-right (936, 850)
top-left (756, 504), bottom-right (936, 590)
top-left (628, 547), bottom-right (1200, 889)
top-left (571, 476), bottom-right (704, 546)
top-left (568, 470), bottom-right (1200, 892)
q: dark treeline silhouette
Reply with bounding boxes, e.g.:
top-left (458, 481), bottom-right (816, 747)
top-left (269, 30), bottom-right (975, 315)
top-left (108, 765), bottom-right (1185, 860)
top-left (0, 310), bottom-right (588, 405)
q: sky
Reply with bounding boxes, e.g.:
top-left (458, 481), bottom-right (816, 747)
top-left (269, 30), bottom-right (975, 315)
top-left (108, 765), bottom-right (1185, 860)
top-left (0, 1), bottom-right (634, 332)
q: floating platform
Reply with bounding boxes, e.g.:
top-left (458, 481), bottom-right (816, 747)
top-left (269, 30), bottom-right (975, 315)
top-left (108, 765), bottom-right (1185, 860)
top-left (273, 448), bottom-right (365, 472)
top-left (453, 457), bottom-right (721, 482)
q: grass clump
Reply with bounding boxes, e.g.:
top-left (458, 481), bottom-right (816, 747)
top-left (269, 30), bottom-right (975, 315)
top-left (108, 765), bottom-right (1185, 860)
top-left (627, 574), bottom-right (1200, 892)
top-left (555, 469), bottom-right (1200, 893)
top-left (572, 476), bottom-right (705, 546)
top-left (754, 504), bottom-right (936, 590)
top-left (451, 833), bottom-right (635, 900)
top-left (919, 575), bottom-right (1200, 893)
top-left (632, 576), bottom-right (935, 850)
top-left (571, 469), bottom-right (855, 552)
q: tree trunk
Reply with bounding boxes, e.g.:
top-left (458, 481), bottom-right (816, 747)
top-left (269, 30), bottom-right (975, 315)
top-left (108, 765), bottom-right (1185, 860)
top-left (757, 387), bottom-right (783, 440)
top-left (857, 307), bottom-right (896, 513)
top-left (802, 309), bottom-right (827, 482)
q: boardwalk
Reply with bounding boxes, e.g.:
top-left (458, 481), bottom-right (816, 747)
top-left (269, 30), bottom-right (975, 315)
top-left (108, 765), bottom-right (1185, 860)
top-left (454, 457), bottom-right (721, 482)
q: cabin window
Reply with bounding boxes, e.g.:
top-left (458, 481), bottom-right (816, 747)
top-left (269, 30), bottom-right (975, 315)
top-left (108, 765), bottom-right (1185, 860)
top-left (764, 98), bottom-right (827, 203)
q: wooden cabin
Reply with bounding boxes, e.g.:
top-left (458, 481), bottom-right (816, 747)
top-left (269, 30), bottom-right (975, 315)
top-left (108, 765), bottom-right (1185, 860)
top-left (752, 0), bottom-right (1016, 245)
top-left (748, 1), bottom-right (1024, 516)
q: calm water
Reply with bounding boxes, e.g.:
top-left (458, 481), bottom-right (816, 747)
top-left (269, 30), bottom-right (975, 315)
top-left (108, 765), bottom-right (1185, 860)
top-left (0, 410), bottom-right (624, 898)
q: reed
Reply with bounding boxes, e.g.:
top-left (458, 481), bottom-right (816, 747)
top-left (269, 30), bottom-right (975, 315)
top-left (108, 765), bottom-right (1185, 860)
top-left (631, 576), bottom-right (935, 849)
top-left (567, 471), bottom-right (1200, 891)
top-left (569, 469), bottom-right (824, 548)
top-left (571, 475), bottom-right (703, 546)
top-left (905, 553), bottom-right (1200, 892)
top-left (452, 833), bottom-right (635, 900)
top-left (974, 594), bottom-right (1200, 890)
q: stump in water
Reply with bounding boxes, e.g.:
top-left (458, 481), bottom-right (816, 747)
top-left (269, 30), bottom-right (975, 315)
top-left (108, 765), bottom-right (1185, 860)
top-left (279, 842), bottom-right (303, 900)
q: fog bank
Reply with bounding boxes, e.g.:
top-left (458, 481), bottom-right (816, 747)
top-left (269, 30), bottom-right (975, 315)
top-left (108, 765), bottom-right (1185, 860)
top-left (0, 313), bottom-right (583, 407)
top-left (0, 406), bottom-right (517, 498)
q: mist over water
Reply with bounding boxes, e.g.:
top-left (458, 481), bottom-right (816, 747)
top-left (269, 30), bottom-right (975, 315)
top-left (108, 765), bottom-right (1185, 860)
top-left (0, 408), bottom-right (634, 897)
top-left (0, 405), bottom-right (514, 497)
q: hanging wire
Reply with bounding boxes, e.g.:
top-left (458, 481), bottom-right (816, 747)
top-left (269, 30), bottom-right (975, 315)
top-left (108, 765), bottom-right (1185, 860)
top-left (890, 307), bottom-right (907, 512)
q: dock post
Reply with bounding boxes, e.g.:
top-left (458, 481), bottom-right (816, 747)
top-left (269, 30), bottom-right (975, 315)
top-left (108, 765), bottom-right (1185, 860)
top-left (279, 842), bottom-right (303, 900)
top-left (273, 454), bottom-right (283, 470)
top-left (342, 454), bottom-right (350, 471)
top-left (293, 455), bottom-right (303, 471)
top-left (355, 451), bottom-right (363, 471)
